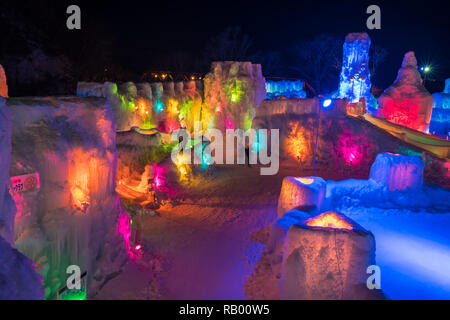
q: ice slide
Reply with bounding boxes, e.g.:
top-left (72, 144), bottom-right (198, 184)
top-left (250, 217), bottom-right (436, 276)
top-left (361, 113), bottom-right (450, 160)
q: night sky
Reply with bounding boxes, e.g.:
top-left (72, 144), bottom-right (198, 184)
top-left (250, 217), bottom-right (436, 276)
top-left (1, 0), bottom-right (449, 94)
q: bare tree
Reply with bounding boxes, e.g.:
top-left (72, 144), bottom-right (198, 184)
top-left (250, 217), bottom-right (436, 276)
top-left (291, 34), bottom-right (342, 94)
top-left (204, 26), bottom-right (253, 62)
top-left (369, 44), bottom-right (388, 80)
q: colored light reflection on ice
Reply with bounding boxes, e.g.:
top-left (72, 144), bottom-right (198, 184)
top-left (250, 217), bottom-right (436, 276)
top-left (295, 177), bottom-right (315, 185)
top-left (306, 211), bottom-right (353, 230)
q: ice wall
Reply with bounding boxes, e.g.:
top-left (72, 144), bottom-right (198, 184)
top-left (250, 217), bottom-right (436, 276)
top-left (7, 96), bottom-right (130, 299)
top-left (265, 80), bottom-right (306, 100)
top-left (335, 33), bottom-right (376, 113)
top-left (0, 97), bottom-right (44, 299)
top-left (203, 61), bottom-right (266, 132)
top-left (0, 64), bottom-right (8, 98)
top-left (0, 97), bottom-right (15, 246)
top-left (378, 52), bottom-right (434, 133)
top-left (77, 80), bottom-right (203, 133)
top-left (430, 78), bottom-right (450, 137)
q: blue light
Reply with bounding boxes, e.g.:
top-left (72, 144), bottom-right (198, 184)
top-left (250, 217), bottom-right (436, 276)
top-left (322, 99), bottom-right (332, 108)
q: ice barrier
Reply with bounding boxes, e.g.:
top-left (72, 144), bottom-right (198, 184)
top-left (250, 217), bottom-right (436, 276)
top-left (0, 97), bottom-right (44, 299)
top-left (334, 33), bottom-right (377, 114)
top-left (265, 80), bottom-right (306, 100)
top-left (8, 96), bottom-right (130, 299)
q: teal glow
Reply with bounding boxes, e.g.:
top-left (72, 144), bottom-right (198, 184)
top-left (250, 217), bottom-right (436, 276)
top-left (155, 101), bottom-right (164, 112)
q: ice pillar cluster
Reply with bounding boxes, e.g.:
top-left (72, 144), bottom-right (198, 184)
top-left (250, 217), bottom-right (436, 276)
top-left (336, 33), bottom-right (376, 113)
top-left (430, 78), bottom-right (450, 137)
top-left (203, 61), bottom-right (266, 132)
top-left (377, 52), bottom-right (434, 133)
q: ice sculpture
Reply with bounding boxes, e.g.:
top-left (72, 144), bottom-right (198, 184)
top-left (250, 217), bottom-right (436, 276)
top-left (203, 61), bottom-right (266, 132)
top-left (335, 33), bottom-right (376, 113)
top-left (280, 211), bottom-right (378, 299)
top-left (77, 80), bottom-right (203, 133)
top-left (369, 152), bottom-right (424, 192)
top-left (0, 98), bottom-right (15, 246)
top-left (0, 64), bottom-right (8, 98)
top-left (430, 78), bottom-right (450, 137)
top-left (377, 52), bottom-right (434, 133)
top-left (8, 96), bottom-right (130, 299)
top-left (265, 80), bottom-right (306, 100)
top-left (277, 176), bottom-right (326, 218)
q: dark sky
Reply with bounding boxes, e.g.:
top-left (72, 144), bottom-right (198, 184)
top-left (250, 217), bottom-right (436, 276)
top-left (1, 0), bottom-right (450, 93)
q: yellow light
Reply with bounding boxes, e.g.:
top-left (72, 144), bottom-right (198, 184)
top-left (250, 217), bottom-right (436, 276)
top-left (295, 178), bottom-right (314, 185)
top-left (306, 212), bottom-right (353, 230)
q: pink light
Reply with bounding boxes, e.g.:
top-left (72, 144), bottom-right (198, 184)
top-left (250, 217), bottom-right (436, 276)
top-left (337, 131), bottom-right (368, 166)
top-left (117, 213), bottom-right (132, 254)
top-left (225, 119), bottom-right (234, 129)
top-left (135, 244), bottom-right (142, 250)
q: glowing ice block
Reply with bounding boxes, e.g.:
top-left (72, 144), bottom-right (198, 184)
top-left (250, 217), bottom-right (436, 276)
top-left (277, 176), bottom-right (326, 218)
top-left (369, 152), bottom-right (424, 192)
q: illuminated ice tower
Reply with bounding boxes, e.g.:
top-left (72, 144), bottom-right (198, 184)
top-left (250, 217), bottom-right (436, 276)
top-left (336, 33), bottom-right (375, 113)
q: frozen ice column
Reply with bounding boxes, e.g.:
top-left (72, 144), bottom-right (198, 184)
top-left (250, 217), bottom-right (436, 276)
top-left (0, 97), bottom-right (15, 245)
top-left (430, 78), bottom-right (450, 137)
top-left (277, 176), bottom-right (326, 218)
top-left (377, 51), bottom-right (434, 133)
top-left (336, 33), bottom-right (375, 112)
top-left (0, 64), bottom-right (8, 98)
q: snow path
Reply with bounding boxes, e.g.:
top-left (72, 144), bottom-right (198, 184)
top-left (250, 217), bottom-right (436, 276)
top-left (343, 208), bottom-right (450, 300)
top-left (97, 166), bottom-right (450, 300)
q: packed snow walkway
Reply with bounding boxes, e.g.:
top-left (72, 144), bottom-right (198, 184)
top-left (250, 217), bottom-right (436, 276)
top-left (96, 166), bottom-right (450, 300)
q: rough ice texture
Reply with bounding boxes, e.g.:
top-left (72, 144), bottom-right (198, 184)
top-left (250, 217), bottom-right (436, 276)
top-left (245, 209), bottom-right (384, 300)
top-left (378, 52), bottom-right (434, 132)
top-left (277, 176), bottom-right (326, 218)
top-left (280, 213), bottom-right (379, 299)
top-left (203, 61), bottom-right (266, 132)
top-left (0, 236), bottom-right (45, 299)
top-left (0, 64), bottom-right (8, 98)
top-left (369, 153), bottom-right (424, 192)
top-left (7, 96), bottom-right (130, 299)
top-left (77, 80), bottom-right (203, 133)
top-left (116, 128), bottom-right (162, 184)
top-left (265, 80), bottom-right (306, 100)
top-left (335, 33), bottom-right (376, 113)
top-left (252, 107), bottom-right (449, 188)
top-left (0, 98), bottom-right (15, 246)
top-left (244, 209), bottom-right (312, 300)
top-left (430, 78), bottom-right (450, 137)
top-left (254, 98), bottom-right (318, 120)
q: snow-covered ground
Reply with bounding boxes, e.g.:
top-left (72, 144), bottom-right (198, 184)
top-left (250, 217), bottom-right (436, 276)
top-left (95, 165), bottom-right (450, 300)
top-left (342, 207), bottom-right (450, 299)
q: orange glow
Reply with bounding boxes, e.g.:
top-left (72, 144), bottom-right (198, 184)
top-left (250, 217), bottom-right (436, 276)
top-left (306, 212), bottom-right (353, 230)
top-left (136, 98), bottom-right (150, 118)
top-left (295, 177), bottom-right (314, 185)
top-left (286, 122), bottom-right (308, 162)
top-left (68, 149), bottom-right (100, 212)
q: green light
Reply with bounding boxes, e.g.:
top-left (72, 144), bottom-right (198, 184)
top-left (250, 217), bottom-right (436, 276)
top-left (60, 290), bottom-right (87, 300)
top-left (424, 66), bottom-right (430, 73)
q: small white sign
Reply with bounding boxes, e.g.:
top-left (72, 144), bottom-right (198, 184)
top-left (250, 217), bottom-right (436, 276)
top-left (10, 172), bottom-right (40, 193)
